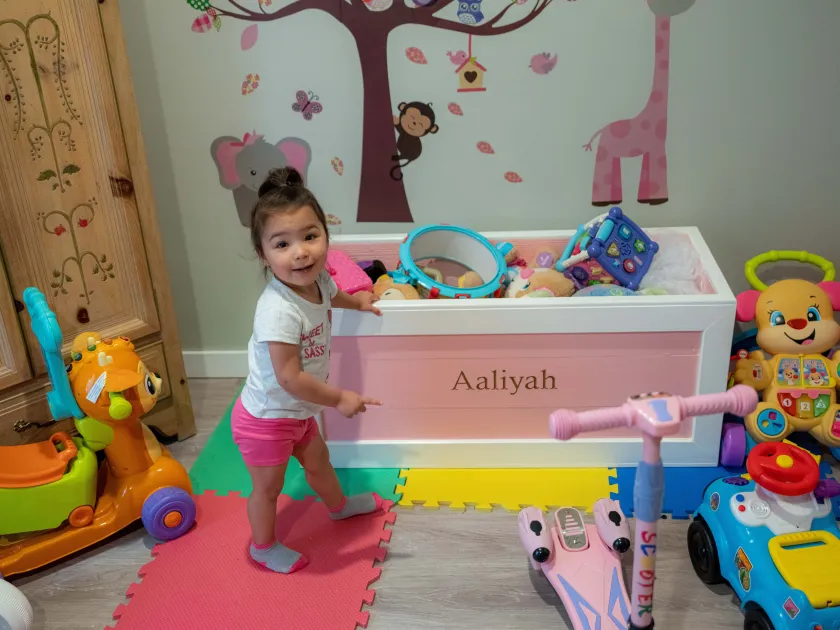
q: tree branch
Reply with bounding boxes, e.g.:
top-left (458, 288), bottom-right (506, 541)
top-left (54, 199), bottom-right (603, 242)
top-left (227, 0), bottom-right (257, 14)
top-left (412, 0), bottom-right (552, 35)
top-left (209, 0), bottom-right (333, 21)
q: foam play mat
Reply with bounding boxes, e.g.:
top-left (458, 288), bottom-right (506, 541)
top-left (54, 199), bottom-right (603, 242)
top-left (108, 492), bottom-right (395, 629)
top-left (189, 398), bottom-right (404, 502)
top-left (396, 467), bottom-right (616, 512)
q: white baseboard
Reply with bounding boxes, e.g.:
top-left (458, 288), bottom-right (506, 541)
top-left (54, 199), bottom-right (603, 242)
top-left (183, 350), bottom-right (248, 378)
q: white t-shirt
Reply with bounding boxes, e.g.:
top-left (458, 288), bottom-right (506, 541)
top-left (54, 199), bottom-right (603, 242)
top-left (240, 270), bottom-right (338, 419)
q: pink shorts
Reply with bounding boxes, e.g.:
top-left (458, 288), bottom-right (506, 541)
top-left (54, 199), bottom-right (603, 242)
top-left (230, 397), bottom-right (319, 467)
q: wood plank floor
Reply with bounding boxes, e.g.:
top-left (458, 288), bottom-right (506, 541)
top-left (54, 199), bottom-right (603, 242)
top-left (11, 378), bottom-right (757, 628)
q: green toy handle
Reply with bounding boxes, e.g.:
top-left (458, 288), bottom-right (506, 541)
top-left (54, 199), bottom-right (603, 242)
top-left (744, 250), bottom-right (835, 292)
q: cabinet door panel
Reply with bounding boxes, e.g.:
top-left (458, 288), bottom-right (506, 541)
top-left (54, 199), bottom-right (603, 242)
top-left (0, 1), bottom-right (160, 374)
top-left (0, 264), bottom-right (31, 389)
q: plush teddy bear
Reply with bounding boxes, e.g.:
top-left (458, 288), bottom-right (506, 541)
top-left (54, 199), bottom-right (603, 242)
top-left (505, 267), bottom-right (575, 298)
top-left (372, 275), bottom-right (420, 300)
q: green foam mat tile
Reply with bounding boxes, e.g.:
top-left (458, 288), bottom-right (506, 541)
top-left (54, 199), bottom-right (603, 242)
top-left (188, 393), bottom-right (404, 501)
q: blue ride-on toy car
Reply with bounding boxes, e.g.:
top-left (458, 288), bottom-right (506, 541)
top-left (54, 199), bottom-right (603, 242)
top-left (688, 440), bottom-right (840, 629)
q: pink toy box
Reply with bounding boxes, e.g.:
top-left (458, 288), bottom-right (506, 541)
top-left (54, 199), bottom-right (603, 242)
top-left (320, 227), bottom-right (735, 469)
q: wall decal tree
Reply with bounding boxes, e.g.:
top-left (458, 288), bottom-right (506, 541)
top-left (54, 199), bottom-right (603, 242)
top-left (193, 0), bottom-right (554, 223)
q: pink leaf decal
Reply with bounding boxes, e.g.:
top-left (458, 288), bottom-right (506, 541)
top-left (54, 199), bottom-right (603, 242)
top-left (405, 47), bottom-right (427, 64)
top-left (331, 157), bottom-right (344, 176)
top-left (192, 14), bottom-right (213, 33)
top-left (448, 103), bottom-right (463, 116)
top-left (504, 171), bottom-right (523, 183)
top-left (477, 141), bottom-right (494, 154)
top-left (241, 24), bottom-right (258, 50)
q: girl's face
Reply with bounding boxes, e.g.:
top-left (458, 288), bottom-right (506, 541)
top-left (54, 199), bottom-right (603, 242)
top-left (260, 205), bottom-right (327, 290)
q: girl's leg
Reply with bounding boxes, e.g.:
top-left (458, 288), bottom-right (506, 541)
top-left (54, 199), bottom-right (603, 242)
top-left (293, 433), bottom-right (384, 519)
top-left (246, 463), bottom-right (308, 573)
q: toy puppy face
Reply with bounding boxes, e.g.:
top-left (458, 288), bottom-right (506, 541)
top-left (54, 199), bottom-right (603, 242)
top-left (373, 275), bottom-right (419, 300)
top-left (738, 279), bottom-right (840, 355)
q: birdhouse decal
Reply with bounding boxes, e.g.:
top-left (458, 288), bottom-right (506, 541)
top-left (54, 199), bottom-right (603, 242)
top-left (454, 34), bottom-right (486, 93)
top-left (456, 57), bottom-right (486, 92)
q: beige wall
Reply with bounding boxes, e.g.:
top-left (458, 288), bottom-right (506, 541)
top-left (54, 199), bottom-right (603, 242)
top-left (120, 0), bottom-right (840, 351)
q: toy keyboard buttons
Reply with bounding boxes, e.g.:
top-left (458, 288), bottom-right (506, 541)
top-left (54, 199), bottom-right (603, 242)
top-left (634, 239), bottom-right (646, 253)
top-left (749, 499), bottom-right (771, 519)
top-left (618, 225), bottom-right (632, 240)
top-left (607, 242), bottom-right (620, 257)
top-left (623, 259), bottom-right (636, 274)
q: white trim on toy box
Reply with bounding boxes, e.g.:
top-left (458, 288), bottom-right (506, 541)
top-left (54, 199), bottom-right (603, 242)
top-left (324, 226), bottom-right (737, 468)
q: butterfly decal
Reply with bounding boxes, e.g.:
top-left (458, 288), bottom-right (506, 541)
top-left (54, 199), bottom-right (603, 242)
top-left (292, 90), bottom-right (323, 121)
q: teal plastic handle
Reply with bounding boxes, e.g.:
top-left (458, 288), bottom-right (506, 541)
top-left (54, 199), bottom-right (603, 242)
top-left (22, 287), bottom-right (84, 421)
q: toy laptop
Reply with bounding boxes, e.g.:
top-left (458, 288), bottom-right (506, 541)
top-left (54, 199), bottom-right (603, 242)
top-left (557, 207), bottom-right (658, 291)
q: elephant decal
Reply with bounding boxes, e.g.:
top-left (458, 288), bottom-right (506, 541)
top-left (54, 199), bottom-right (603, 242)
top-left (210, 131), bottom-right (312, 227)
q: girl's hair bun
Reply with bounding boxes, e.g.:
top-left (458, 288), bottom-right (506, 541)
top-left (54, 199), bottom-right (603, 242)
top-left (257, 167), bottom-right (303, 198)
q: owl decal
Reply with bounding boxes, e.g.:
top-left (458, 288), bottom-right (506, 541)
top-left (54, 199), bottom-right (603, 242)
top-left (457, 0), bottom-right (484, 24)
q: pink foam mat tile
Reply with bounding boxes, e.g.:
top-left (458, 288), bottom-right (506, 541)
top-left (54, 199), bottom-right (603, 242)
top-left (107, 490), bottom-right (396, 630)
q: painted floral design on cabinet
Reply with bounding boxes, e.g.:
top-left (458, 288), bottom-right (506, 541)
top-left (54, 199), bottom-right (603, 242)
top-left (0, 13), bottom-right (82, 192)
top-left (37, 198), bottom-right (116, 304)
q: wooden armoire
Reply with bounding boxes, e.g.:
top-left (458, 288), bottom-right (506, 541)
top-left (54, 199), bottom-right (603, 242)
top-left (0, 0), bottom-right (195, 445)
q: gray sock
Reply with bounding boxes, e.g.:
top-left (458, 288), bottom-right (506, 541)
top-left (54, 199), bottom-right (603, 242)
top-left (249, 541), bottom-right (308, 574)
top-left (328, 492), bottom-right (384, 520)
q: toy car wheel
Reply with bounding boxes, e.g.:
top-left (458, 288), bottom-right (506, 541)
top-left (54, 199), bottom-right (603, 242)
top-left (720, 422), bottom-right (747, 467)
top-left (743, 607), bottom-right (774, 630)
top-left (141, 486), bottom-right (196, 541)
top-left (687, 517), bottom-right (722, 585)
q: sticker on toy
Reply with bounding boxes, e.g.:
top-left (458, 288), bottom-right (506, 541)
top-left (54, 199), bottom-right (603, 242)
top-left (709, 492), bottom-right (719, 512)
top-left (734, 547), bottom-right (752, 591)
top-left (783, 597), bottom-right (800, 619)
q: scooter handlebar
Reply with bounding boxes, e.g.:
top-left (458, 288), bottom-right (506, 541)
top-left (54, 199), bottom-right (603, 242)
top-left (550, 385), bottom-right (758, 440)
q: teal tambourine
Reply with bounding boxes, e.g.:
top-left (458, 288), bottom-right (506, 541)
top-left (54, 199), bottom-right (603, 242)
top-left (397, 224), bottom-right (507, 299)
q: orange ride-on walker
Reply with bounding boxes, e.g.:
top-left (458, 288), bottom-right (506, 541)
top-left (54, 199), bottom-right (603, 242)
top-left (0, 288), bottom-right (195, 579)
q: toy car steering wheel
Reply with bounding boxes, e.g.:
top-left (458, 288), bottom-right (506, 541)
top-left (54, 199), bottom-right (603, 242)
top-left (744, 250), bottom-right (835, 292)
top-left (746, 442), bottom-right (819, 496)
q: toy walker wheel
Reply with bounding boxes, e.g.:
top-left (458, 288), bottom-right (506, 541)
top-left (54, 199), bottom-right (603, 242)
top-left (68, 505), bottom-right (94, 528)
top-left (141, 487), bottom-right (196, 541)
top-left (687, 518), bottom-right (722, 585)
top-left (720, 423), bottom-right (746, 468)
top-left (743, 607), bottom-right (773, 630)
top-left (0, 579), bottom-right (34, 630)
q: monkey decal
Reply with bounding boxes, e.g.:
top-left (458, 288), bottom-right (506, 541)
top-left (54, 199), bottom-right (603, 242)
top-left (390, 101), bottom-right (439, 181)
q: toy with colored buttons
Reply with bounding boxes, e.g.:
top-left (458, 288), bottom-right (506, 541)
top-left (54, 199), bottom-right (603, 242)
top-left (558, 207), bottom-right (659, 291)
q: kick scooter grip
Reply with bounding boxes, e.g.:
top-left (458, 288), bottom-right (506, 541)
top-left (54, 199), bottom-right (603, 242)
top-left (549, 405), bottom-right (635, 440)
top-left (677, 384), bottom-right (757, 420)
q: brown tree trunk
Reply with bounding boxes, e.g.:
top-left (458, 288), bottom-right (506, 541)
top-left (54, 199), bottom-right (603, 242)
top-left (343, 16), bottom-right (414, 223)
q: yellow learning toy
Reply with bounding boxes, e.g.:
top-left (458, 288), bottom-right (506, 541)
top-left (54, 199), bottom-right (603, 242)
top-left (733, 251), bottom-right (840, 450)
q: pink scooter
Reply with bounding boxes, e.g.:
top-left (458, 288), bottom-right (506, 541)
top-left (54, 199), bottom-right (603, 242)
top-left (547, 386), bottom-right (758, 630)
top-left (519, 498), bottom-right (633, 629)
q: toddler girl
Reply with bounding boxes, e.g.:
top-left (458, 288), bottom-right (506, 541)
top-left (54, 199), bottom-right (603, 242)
top-left (232, 166), bottom-right (384, 574)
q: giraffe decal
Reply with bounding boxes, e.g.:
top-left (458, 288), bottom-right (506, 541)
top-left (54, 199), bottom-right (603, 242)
top-left (584, 0), bottom-right (696, 207)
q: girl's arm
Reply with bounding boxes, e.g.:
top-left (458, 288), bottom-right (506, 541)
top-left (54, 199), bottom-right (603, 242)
top-left (332, 290), bottom-right (382, 315)
top-left (268, 341), bottom-right (343, 407)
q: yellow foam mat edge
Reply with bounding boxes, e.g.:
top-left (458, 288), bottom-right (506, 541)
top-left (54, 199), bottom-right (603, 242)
top-left (395, 467), bottom-right (617, 513)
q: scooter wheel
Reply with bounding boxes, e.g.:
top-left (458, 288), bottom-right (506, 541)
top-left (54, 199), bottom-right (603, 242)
top-left (142, 486), bottom-right (196, 541)
top-left (720, 423), bottom-right (746, 468)
top-left (0, 579), bottom-right (34, 630)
